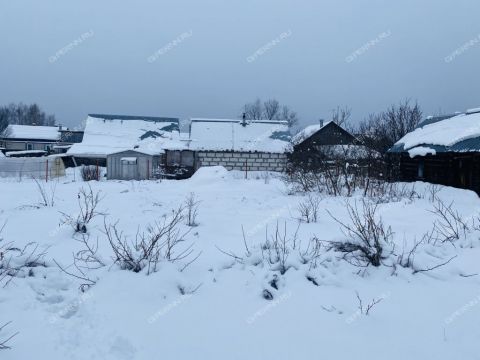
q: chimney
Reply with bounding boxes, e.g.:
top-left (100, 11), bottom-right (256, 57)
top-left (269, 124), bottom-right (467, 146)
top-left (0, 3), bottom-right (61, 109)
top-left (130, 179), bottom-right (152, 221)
top-left (242, 113), bottom-right (247, 127)
top-left (58, 124), bottom-right (63, 131)
top-left (319, 119), bottom-right (324, 128)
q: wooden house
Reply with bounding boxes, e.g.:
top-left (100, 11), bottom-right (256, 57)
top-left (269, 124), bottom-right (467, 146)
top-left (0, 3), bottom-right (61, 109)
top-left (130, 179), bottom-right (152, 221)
top-left (387, 108), bottom-right (480, 193)
top-left (288, 120), bottom-right (370, 171)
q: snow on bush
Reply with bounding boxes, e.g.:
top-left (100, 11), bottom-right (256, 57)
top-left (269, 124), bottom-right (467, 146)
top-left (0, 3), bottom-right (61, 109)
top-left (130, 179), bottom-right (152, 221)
top-left (0, 222), bottom-right (47, 286)
top-left (326, 199), bottom-right (394, 267)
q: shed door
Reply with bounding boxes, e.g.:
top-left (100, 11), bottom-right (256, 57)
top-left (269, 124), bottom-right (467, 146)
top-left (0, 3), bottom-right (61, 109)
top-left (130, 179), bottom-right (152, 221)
top-left (121, 157), bottom-right (137, 180)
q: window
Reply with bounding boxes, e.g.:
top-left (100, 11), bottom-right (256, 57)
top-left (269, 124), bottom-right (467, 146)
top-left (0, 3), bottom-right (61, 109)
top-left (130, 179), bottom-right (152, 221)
top-left (417, 161), bottom-right (424, 179)
top-left (45, 144), bottom-right (52, 152)
top-left (166, 151), bottom-right (181, 166)
top-left (121, 157), bottom-right (137, 165)
top-left (26, 143), bottom-right (33, 150)
top-left (181, 151), bottom-right (195, 167)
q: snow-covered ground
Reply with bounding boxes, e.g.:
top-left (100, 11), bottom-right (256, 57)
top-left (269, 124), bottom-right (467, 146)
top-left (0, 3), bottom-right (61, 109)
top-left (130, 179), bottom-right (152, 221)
top-left (1, 167), bottom-right (480, 360)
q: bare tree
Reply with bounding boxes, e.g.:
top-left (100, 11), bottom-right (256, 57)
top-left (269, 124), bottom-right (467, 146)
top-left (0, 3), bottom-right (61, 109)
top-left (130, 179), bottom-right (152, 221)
top-left (331, 105), bottom-right (352, 128)
top-left (243, 98), bottom-right (263, 120)
top-left (0, 103), bottom-right (57, 127)
top-left (356, 99), bottom-right (422, 153)
top-left (263, 99), bottom-right (281, 120)
top-left (242, 98), bottom-right (299, 128)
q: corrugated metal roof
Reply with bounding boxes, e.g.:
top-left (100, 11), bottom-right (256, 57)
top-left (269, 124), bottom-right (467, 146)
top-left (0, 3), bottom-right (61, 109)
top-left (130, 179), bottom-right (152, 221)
top-left (415, 114), bottom-right (456, 128)
top-left (389, 111), bottom-right (480, 154)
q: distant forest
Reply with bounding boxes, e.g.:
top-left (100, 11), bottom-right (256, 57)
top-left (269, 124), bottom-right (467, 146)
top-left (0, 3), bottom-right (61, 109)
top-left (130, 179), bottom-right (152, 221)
top-left (0, 103), bottom-right (57, 135)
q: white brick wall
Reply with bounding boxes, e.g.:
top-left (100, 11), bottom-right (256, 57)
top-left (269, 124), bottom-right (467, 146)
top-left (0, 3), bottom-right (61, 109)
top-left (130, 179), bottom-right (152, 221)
top-left (197, 151), bottom-right (287, 172)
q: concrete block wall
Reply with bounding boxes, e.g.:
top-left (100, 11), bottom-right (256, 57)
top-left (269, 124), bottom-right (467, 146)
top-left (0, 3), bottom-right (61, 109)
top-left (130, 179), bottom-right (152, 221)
top-left (197, 151), bottom-right (287, 172)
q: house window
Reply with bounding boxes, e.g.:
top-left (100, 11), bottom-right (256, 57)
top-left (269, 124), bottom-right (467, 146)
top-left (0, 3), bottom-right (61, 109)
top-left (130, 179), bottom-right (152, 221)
top-left (45, 144), bottom-right (52, 152)
top-left (121, 157), bottom-right (137, 165)
top-left (26, 143), bottom-right (33, 150)
top-left (417, 161), bottom-right (424, 179)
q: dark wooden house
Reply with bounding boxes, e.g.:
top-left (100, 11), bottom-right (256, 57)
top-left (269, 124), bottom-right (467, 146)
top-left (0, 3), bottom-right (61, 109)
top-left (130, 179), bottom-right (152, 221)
top-left (288, 121), bottom-right (371, 170)
top-left (388, 109), bottom-right (480, 194)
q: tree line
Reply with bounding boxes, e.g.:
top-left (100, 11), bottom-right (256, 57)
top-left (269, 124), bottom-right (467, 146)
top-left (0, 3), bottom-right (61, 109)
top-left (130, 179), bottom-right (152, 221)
top-left (0, 103), bottom-right (57, 136)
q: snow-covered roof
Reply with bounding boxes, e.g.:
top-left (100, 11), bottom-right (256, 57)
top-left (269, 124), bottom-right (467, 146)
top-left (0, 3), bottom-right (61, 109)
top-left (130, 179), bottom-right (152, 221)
top-left (391, 110), bottom-right (480, 155)
top-left (291, 121), bottom-right (332, 145)
top-left (68, 115), bottom-right (185, 157)
top-left (188, 118), bottom-right (291, 153)
top-left (4, 125), bottom-right (60, 141)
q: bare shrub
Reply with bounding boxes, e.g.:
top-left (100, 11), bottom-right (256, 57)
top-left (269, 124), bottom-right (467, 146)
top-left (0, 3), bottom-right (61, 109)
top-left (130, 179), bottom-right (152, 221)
top-left (0, 322), bottom-right (18, 350)
top-left (0, 223), bottom-right (47, 287)
top-left (355, 291), bottom-right (385, 315)
top-left (81, 165), bottom-right (99, 181)
top-left (104, 205), bottom-right (196, 274)
top-left (54, 233), bottom-right (105, 292)
top-left (326, 200), bottom-right (393, 267)
top-left (184, 192), bottom-right (200, 227)
top-left (298, 194), bottom-right (321, 223)
top-left (430, 198), bottom-right (469, 244)
top-left (364, 181), bottom-right (420, 203)
top-left (33, 177), bottom-right (57, 207)
top-left (261, 222), bottom-right (299, 274)
top-left (60, 185), bottom-right (105, 233)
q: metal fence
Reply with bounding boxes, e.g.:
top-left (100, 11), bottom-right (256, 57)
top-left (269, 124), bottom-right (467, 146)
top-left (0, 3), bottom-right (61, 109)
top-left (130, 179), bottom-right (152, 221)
top-left (0, 157), bottom-right (66, 180)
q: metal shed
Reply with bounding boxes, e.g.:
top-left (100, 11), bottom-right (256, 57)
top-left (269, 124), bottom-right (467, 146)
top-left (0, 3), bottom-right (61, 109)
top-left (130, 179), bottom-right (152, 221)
top-left (106, 150), bottom-right (160, 180)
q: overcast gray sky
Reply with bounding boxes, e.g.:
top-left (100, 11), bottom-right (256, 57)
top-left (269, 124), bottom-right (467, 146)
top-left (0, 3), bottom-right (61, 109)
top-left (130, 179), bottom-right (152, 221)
top-left (1, 0), bottom-right (479, 128)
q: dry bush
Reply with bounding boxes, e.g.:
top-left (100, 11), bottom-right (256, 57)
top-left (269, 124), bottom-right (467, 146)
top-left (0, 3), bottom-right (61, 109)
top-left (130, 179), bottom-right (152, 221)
top-left (81, 165), bottom-right (99, 181)
top-left (184, 192), bottom-right (200, 227)
top-left (33, 177), bottom-right (57, 207)
top-left (430, 198), bottom-right (469, 244)
top-left (0, 223), bottom-right (47, 287)
top-left (104, 205), bottom-right (196, 274)
top-left (54, 233), bottom-right (105, 292)
top-left (364, 181), bottom-right (420, 203)
top-left (60, 185), bottom-right (105, 234)
top-left (0, 322), bottom-right (18, 350)
top-left (326, 200), bottom-right (393, 267)
top-left (355, 291), bottom-right (386, 316)
top-left (218, 222), bottom-right (325, 275)
top-left (298, 194), bottom-right (321, 223)
top-left (261, 222), bottom-right (300, 274)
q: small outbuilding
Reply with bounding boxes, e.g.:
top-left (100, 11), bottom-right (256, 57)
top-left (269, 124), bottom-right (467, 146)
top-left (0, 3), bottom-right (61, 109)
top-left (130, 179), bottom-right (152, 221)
top-left (388, 108), bottom-right (480, 194)
top-left (106, 150), bottom-right (161, 180)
